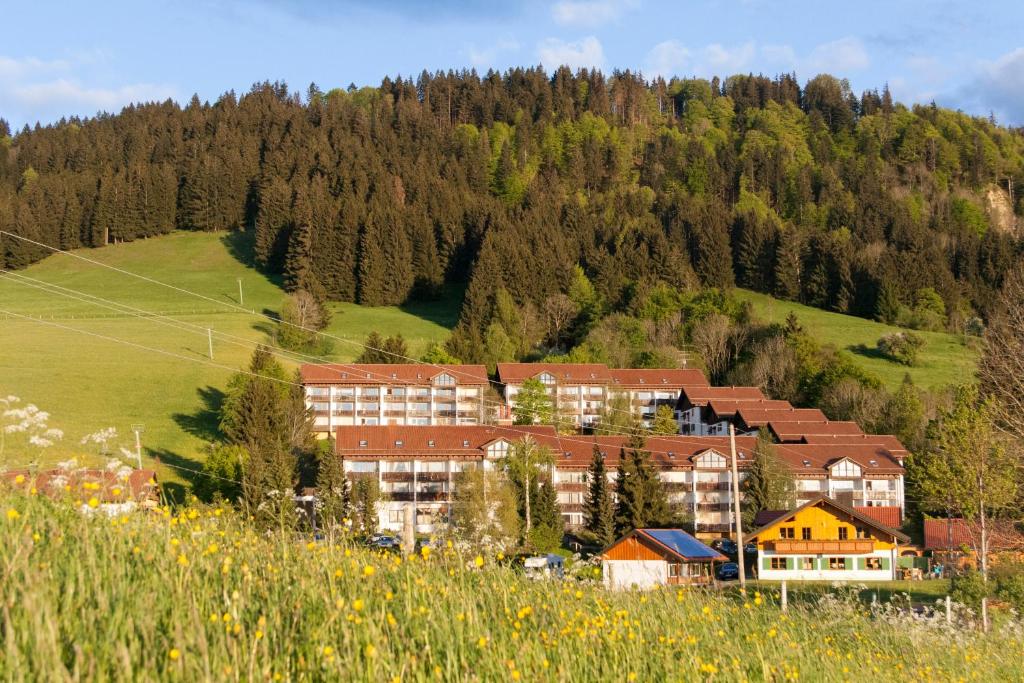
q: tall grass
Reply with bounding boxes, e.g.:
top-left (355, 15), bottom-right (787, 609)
top-left (2, 491), bottom-right (1020, 681)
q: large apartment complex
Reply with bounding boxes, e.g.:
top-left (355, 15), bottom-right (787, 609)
top-left (496, 363), bottom-right (708, 428)
top-left (301, 364), bottom-right (489, 433)
top-left (334, 424), bottom-right (906, 538)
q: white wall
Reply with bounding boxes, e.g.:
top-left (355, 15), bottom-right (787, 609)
top-left (756, 548), bottom-right (898, 582)
top-left (602, 560), bottom-right (667, 590)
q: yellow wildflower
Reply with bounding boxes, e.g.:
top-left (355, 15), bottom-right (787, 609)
top-left (87, 497), bottom-right (100, 509)
top-left (474, 555), bottom-right (484, 568)
top-left (168, 648), bottom-right (181, 661)
top-left (363, 565), bottom-right (376, 577)
top-left (14, 474), bottom-right (25, 485)
top-left (5, 508), bottom-right (20, 521)
top-left (365, 644), bottom-right (377, 658)
top-left (176, 554), bottom-right (189, 567)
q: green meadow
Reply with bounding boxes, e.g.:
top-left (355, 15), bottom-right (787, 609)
top-left (0, 231), bottom-right (459, 481)
top-left (737, 290), bottom-right (980, 391)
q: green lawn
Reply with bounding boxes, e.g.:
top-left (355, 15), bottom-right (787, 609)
top-left (737, 289), bottom-right (979, 390)
top-left (0, 231), bottom-right (460, 483)
top-left (753, 579), bottom-right (952, 606)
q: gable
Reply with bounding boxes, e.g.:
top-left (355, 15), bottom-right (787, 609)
top-left (746, 495), bottom-right (910, 544)
top-left (829, 458), bottom-right (862, 478)
top-left (693, 449), bottom-right (727, 469)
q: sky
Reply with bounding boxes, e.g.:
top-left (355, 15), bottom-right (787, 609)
top-left (2, 0), bottom-right (1024, 129)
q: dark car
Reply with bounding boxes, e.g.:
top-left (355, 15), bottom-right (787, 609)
top-left (743, 542), bottom-right (757, 555)
top-left (719, 539), bottom-right (738, 555)
top-left (716, 562), bottom-right (740, 581)
top-left (367, 534), bottom-right (400, 551)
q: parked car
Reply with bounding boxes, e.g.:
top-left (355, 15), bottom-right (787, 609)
top-left (716, 562), bottom-right (740, 581)
top-left (744, 542), bottom-right (757, 555)
top-left (367, 534), bottom-right (400, 550)
top-left (717, 539), bottom-right (738, 555)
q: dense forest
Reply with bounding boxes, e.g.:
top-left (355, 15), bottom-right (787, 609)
top-left (1, 68), bottom-right (1022, 365)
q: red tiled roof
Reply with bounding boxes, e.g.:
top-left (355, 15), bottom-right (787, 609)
top-left (607, 368), bottom-right (709, 389)
top-left (706, 398), bottom-right (792, 419)
top-left (2, 468), bottom-right (159, 503)
top-left (301, 363), bottom-right (488, 385)
top-left (496, 363), bottom-right (612, 384)
top-left (748, 496), bottom-right (910, 544)
top-left (735, 407), bottom-right (827, 428)
top-left (800, 434), bottom-right (909, 457)
top-left (855, 506), bottom-right (902, 529)
top-left (767, 420), bottom-right (864, 442)
top-left (924, 518), bottom-right (975, 550)
top-left (679, 386), bottom-right (765, 406)
top-left (771, 443), bottom-right (905, 474)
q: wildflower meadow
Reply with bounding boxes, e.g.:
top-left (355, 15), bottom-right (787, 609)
top-left (2, 490), bottom-right (1022, 681)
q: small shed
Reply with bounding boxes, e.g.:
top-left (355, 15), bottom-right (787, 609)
top-left (524, 554), bottom-right (565, 579)
top-left (600, 528), bottom-right (726, 590)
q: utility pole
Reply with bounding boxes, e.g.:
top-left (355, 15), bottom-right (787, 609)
top-left (131, 424), bottom-right (144, 470)
top-left (729, 424), bottom-right (746, 588)
top-left (237, 278), bottom-right (244, 306)
top-left (207, 328), bottom-right (214, 359)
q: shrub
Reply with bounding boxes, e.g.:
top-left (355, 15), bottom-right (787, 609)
top-left (950, 570), bottom-right (990, 608)
top-left (878, 331), bottom-right (926, 366)
top-left (996, 574), bottom-right (1024, 612)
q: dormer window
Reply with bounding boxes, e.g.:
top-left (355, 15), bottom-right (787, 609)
top-left (802, 459), bottom-right (811, 467)
top-left (869, 459), bottom-right (878, 467)
top-left (830, 459), bottom-right (862, 478)
top-left (390, 372), bottom-right (397, 379)
top-left (538, 372), bottom-right (556, 385)
top-left (564, 452), bottom-right (571, 459)
top-left (428, 440), bottom-right (435, 447)
top-left (462, 439), bottom-right (471, 447)
top-left (358, 440), bottom-right (368, 448)
top-left (341, 372), bottom-right (348, 379)
top-left (668, 451), bottom-right (675, 459)
top-left (394, 440), bottom-right (404, 448)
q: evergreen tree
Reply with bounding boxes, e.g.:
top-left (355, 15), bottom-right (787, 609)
top-left (741, 429), bottom-right (796, 528)
top-left (316, 441), bottom-right (350, 532)
top-left (530, 475), bottom-right (565, 551)
top-left (351, 477), bottom-right (381, 536)
top-left (583, 444), bottom-right (616, 546)
top-left (614, 436), bottom-right (671, 534)
top-left (512, 377), bottom-right (554, 425)
top-left (651, 405), bottom-right (679, 435)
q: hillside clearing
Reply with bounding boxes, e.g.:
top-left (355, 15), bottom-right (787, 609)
top-left (737, 289), bottom-right (980, 390)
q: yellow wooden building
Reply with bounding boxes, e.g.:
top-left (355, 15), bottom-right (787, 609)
top-left (747, 495), bottom-right (910, 581)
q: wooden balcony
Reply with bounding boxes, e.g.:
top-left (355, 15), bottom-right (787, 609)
top-left (767, 539), bottom-right (875, 555)
top-left (663, 482), bottom-right (690, 492)
top-left (696, 482), bottom-right (731, 491)
top-left (381, 472), bottom-right (414, 482)
top-left (346, 471), bottom-right (377, 481)
top-left (388, 492), bottom-right (415, 502)
top-left (415, 491), bottom-right (448, 502)
top-left (417, 472), bottom-right (449, 482)
top-left (559, 503), bottom-right (584, 513)
top-left (697, 503), bottom-right (731, 512)
top-left (556, 482), bottom-right (586, 492)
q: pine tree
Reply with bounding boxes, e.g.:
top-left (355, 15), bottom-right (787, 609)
top-left (351, 477), bottom-right (381, 535)
top-left (651, 405), bottom-right (679, 435)
top-left (614, 437), bottom-right (671, 534)
top-left (741, 429), bottom-right (796, 528)
top-left (316, 441), bottom-right (351, 532)
top-left (583, 444), bottom-right (616, 546)
top-left (529, 475), bottom-right (565, 551)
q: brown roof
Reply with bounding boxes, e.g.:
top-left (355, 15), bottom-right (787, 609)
top-left (607, 368), bottom-right (709, 389)
top-left (706, 399), bottom-right (792, 420)
top-left (767, 420), bottom-right (864, 442)
top-left (301, 363), bottom-right (488, 385)
top-left (735, 407), bottom-right (828, 429)
top-left (679, 386), bottom-right (765, 406)
top-left (747, 495), bottom-right (910, 544)
top-left (854, 506), bottom-right (902, 529)
top-left (922, 518), bottom-right (1024, 552)
top-left (800, 433), bottom-right (909, 457)
top-left (2, 468), bottom-right (159, 504)
top-left (754, 509), bottom-right (788, 526)
top-left (496, 363), bottom-right (612, 384)
top-left (336, 425), bottom-right (559, 457)
top-left (772, 443), bottom-right (905, 474)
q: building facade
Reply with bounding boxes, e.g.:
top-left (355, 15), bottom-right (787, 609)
top-left (748, 497), bottom-right (910, 582)
top-left (301, 364), bottom-right (489, 434)
top-left (333, 426), bottom-right (906, 538)
top-left (600, 528), bottom-right (726, 589)
top-left (496, 363), bottom-right (708, 428)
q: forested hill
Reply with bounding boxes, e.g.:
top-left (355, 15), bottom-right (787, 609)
top-left (1, 69), bottom-right (1022, 362)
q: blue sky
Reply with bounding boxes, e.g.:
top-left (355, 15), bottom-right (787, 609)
top-left (3, 0), bottom-right (1024, 129)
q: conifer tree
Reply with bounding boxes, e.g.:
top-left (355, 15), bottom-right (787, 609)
top-left (584, 444), bottom-right (616, 546)
top-left (529, 475), bottom-right (565, 551)
top-left (741, 429), bottom-right (796, 527)
top-left (316, 442), bottom-right (351, 532)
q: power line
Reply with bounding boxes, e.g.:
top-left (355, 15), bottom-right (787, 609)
top-left (0, 229), bottom-right (665, 424)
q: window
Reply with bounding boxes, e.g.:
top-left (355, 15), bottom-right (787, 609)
top-left (838, 527), bottom-right (849, 541)
top-left (779, 527), bottom-right (795, 539)
top-left (801, 527), bottom-right (812, 540)
top-left (864, 557), bottom-right (882, 570)
top-left (394, 440), bottom-right (404, 448)
top-left (349, 461), bottom-right (376, 473)
top-left (488, 441), bottom-right (509, 459)
top-left (388, 509), bottom-right (404, 524)
top-left (420, 461), bottom-right (446, 473)
top-left (770, 557), bottom-right (787, 570)
top-left (538, 372), bottom-right (556, 385)
top-left (830, 459), bottom-right (861, 478)
top-left (434, 373), bottom-right (456, 386)
top-left (856, 527), bottom-right (870, 539)
top-left (828, 557), bottom-right (847, 570)
top-left (801, 557), bottom-right (814, 571)
top-left (358, 439), bottom-right (368, 448)
top-left (668, 563), bottom-right (683, 578)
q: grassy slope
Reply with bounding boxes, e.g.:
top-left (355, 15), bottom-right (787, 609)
top-left (736, 289), bottom-right (979, 391)
top-left (0, 231), bottom-right (459, 480)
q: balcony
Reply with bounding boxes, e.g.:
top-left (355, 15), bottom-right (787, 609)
top-left (415, 491), bottom-right (448, 502)
top-left (383, 410), bottom-right (405, 418)
top-left (767, 539), bottom-right (875, 555)
top-left (697, 503), bottom-right (731, 512)
top-left (357, 409), bottom-right (380, 417)
top-left (559, 503), bottom-right (583, 513)
top-left (417, 472), bottom-right (449, 482)
top-left (407, 410), bottom-right (432, 418)
top-left (346, 471), bottom-right (377, 481)
top-left (556, 482), bottom-right (586, 492)
top-left (696, 482), bottom-right (731, 492)
top-left (663, 482), bottom-right (690, 492)
top-left (388, 492), bottom-right (415, 502)
top-left (696, 523), bottom-right (732, 534)
top-left (381, 472), bottom-right (414, 482)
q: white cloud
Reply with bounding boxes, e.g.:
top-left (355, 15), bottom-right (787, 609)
top-left (702, 42), bottom-right (757, 74)
top-left (804, 37), bottom-right (870, 74)
top-left (0, 53), bottom-right (177, 126)
top-left (467, 40), bottom-right (521, 70)
top-left (537, 36), bottom-right (605, 70)
top-left (953, 47), bottom-right (1024, 125)
top-left (646, 40), bottom-right (690, 78)
top-left (13, 79), bottom-right (177, 111)
top-left (551, 0), bottom-right (638, 28)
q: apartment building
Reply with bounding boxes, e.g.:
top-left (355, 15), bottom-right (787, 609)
top-left (496, 363), bottom-right (708, 428)
top-left (301, 364), bottom-right (489, 434)
top-left (332, 425), bottom-right (906, 538)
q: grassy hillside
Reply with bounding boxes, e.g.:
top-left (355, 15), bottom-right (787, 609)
top-left (4, 491), bottom-right (1020, 681)
top-left (0, 231), bottom-right (459, 481)
top-left (737, 290), bottom-right (980, 391)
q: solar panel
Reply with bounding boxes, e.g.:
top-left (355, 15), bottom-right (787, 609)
top-left (641, 529), bottom-right (725, 560)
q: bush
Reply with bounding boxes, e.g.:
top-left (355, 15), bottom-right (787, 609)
top-left (878, 331), bottom-right (926, 366)
top-left (996, 574), bottom-right (1024, 612)
top-left (950, 570), bottom-right (990, 609)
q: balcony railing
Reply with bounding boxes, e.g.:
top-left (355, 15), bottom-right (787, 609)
top-left (559, 503), bottom-right (584, 513)
top-left (697, 503), bottom-right (731, 512)
top-left (556, 482), bottom-right (586, 492)
top-left (662, 482), bottom-right (690, 492)
top-left (696, 482), bottom-right (731, 491)
top-left (417, 472), bottom-right (449, 482)
top-left (767, 539), bottom-right (875, 555)
top-left (346, 471), bottom-right (377, 480)
top-left (415, 491), bottom-right (448, 502)
top-left (695, 523), bottom-right (732, 533)
top-left (388, 492), bottom-right (415, 502)
top-left (381, 472), bottom-right (414, 482)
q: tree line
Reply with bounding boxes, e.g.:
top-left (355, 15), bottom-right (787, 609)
top-left (0, 69), bottom-right (1021, 353)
